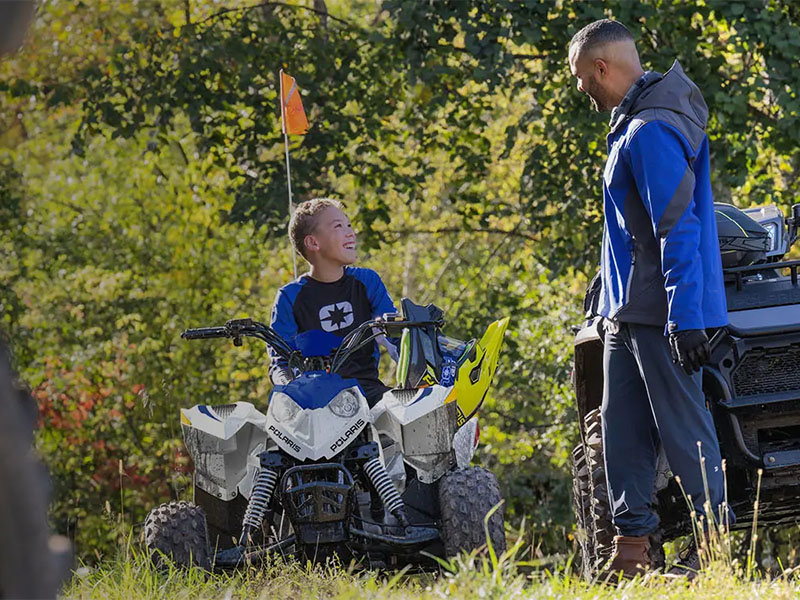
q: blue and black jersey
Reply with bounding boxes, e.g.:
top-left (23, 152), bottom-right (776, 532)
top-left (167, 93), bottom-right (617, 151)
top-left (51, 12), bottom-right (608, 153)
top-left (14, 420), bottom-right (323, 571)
top-left (269, 267), bottom-right (396, 398)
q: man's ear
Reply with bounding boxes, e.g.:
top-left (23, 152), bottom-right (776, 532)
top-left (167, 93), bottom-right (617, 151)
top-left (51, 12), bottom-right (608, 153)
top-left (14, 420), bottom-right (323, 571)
top-left (303, 234), bottom-right (319, 254)
top-left (594, 57), bottom-right (609, 78)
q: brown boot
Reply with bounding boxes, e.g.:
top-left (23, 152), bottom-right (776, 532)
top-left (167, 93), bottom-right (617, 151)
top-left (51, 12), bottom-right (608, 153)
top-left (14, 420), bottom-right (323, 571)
top-left (598, 535), bottom-right (652, 580)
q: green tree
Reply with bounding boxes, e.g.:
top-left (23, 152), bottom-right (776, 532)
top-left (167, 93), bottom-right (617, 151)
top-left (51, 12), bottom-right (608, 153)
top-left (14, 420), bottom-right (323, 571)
top-left (5, 0), bottom-right (800, 562)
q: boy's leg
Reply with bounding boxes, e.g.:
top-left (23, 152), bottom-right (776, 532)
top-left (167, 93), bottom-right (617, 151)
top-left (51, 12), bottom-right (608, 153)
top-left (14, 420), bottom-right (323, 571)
top-left (627, 323), bottom-right (732, 528)
top-left (601, 322), bottom-right (661, 536)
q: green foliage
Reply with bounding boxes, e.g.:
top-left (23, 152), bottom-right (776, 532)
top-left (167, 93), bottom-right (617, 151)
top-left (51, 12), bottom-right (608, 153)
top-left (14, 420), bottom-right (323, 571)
top-left (60, 533), bottom-right (800, 600)
top-left (4, 0), bottom-right (800, 565)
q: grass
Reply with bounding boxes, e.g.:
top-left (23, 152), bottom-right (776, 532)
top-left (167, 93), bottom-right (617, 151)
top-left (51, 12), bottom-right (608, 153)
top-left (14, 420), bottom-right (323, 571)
top-left (61, 533), bottom-right (800, 600)
top-left (63, 451), bottom-right (800, 598)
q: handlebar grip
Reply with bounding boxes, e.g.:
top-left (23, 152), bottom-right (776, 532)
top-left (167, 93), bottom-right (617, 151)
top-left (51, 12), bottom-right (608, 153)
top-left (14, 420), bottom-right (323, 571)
top-left (181, 327), bottom-right (228, 340)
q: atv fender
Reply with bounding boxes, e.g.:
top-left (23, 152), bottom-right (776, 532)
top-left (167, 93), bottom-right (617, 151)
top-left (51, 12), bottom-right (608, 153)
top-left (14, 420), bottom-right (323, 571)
top-left (573, 319), bottom-right (604, 433)
top-left (371, 386), bottom-right (458, 484)
top-left (448, 317), bottom-right (510, 427)
top-left (181, 402), bottom-right (268, 501)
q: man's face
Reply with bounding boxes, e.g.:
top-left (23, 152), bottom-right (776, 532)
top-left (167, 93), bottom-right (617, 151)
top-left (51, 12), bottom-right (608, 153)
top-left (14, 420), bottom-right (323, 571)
top-left (305, 206), bottom-right (357, 265)
top-left (569, 48), bottom-right (615, 113)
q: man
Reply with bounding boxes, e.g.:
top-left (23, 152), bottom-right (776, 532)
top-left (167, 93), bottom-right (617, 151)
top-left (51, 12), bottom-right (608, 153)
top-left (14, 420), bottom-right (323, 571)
top-left (568, 19), bottom-right (733, 577)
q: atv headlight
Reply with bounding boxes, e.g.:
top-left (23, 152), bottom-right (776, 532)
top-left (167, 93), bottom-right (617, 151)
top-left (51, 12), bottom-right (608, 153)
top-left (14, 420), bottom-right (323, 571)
top-left (763, 221), bottom-right (778, 252)
top-left (271, 392), bottom-right (300, 423)
top-left (328, 388), bottom-right (360, 418)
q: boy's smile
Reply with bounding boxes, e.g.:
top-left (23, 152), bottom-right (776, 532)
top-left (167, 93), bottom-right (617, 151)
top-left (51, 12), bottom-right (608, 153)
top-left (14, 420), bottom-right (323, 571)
top-left (304, 205), bottom-right (357, 280)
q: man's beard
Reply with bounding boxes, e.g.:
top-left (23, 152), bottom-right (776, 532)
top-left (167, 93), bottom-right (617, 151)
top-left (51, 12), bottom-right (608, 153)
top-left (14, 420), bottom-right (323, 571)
top-left (584, 75), bottom-right (613, 113)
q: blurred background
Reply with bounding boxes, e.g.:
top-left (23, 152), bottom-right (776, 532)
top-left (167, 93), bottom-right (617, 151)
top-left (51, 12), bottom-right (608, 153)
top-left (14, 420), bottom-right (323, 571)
top-left (2, 0), bottom-right (800, 568)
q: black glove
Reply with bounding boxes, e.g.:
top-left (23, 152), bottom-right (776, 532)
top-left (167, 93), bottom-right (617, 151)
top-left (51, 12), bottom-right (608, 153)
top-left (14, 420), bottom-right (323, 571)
top-left (668, 328), bottom-right (710, 376)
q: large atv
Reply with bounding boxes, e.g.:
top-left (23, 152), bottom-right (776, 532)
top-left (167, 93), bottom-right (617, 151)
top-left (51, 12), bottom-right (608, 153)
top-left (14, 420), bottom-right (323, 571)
top-left (572, 202), bottom-right (800, 577)
top-left (144, 300), bottom-right (509, 570)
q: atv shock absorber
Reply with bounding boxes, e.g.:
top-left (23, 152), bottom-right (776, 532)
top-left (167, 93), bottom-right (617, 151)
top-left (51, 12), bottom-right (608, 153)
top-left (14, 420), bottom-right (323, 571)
top-left (239, 467), bottom-right (279, 546)
top-left (362, 457), bottom-right (409, 527)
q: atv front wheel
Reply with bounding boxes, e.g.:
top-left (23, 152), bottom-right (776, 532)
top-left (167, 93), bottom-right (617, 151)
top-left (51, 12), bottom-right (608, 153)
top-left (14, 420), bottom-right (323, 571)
top-left (438, 467), bottom-right (506, 558)
top-left (144, 501), bottom-right (212, 570)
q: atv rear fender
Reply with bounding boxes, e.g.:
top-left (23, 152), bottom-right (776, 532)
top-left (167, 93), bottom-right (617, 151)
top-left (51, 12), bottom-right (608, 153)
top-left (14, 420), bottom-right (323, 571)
top-left (573, 319), bottom-right (604, 440)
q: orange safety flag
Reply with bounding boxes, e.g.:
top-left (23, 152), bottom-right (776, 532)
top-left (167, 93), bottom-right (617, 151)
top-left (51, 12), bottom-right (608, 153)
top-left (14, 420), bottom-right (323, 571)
top-left (279, 69), bottom-right (309, 135)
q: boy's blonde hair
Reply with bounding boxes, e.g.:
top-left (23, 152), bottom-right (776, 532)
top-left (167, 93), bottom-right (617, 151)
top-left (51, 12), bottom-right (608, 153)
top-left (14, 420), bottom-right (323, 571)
top-left (289, 198), bottom-right (344, 259)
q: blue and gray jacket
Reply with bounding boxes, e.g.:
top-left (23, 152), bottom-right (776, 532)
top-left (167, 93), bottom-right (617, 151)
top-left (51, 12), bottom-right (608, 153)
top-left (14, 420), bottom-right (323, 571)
top-left (598, 61), bottom-right (728, 333)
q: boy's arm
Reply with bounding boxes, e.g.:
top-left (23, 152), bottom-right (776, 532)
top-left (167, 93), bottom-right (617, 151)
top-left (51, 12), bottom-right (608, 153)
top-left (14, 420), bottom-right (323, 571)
top-left (364, 269), bottom-right (397, 319)
top-left (269, 289), bottom-right (298, 385)
top-left (363, 269), bottom-right (400, 361)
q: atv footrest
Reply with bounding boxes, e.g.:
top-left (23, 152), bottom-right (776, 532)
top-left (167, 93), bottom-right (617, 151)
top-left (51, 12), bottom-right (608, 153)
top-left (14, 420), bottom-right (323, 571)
top-left (350, 524), bottom-right (439, 549)
top-left (213, 536), bottom-right (296, 568)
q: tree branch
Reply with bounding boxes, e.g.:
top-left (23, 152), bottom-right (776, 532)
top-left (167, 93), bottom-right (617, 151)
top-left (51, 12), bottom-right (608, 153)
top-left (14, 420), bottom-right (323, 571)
top-left (385, 226), bottom-right (540, 241)
top-left (194, 1), bottom-right (353, 29)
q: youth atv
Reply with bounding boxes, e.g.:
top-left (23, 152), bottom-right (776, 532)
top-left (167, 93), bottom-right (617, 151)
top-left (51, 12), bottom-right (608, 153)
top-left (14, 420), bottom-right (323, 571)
top-left (572, 202), bottom-right (800, 577)
top-left (144, 299), bottom-right (509, 570)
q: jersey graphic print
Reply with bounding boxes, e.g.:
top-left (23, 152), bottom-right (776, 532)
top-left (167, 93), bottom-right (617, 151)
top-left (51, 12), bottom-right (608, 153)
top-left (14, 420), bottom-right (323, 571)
top-left (319, 301), bottom-right (354, 332)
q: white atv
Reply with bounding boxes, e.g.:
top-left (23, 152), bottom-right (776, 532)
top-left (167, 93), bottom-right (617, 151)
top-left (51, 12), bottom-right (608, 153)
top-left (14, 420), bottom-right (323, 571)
top-left (144, 299), bottom-right (509, 570)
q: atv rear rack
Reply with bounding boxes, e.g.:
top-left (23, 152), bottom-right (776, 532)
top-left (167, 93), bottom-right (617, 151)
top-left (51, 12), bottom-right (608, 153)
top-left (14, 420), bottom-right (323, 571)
top-left (725, 259), bottom-right (800, 291)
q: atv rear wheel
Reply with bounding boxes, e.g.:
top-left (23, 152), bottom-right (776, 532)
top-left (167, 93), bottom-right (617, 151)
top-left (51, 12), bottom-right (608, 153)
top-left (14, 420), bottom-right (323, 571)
top-left (144, 501), bottom-right (212, 570)
top-left (438, 466), bottom-right (506, 558)
top-left (584, 408), bottom-right (616, 571)
top-left (580, 408), bottom-right (665, 577)
top-left (571, 441), bottom-right (595, 579)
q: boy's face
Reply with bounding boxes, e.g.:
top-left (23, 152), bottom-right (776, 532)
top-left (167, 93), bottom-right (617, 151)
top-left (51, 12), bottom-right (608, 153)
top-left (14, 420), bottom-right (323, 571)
top-left (304, 206), bottom-right (357, 265)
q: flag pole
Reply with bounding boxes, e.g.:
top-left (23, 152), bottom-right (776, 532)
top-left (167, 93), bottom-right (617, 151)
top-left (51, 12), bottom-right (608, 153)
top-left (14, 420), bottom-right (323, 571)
top-left (284, 130), bottom-right (297, 279)
top-left (280, 68), bottom-right (298, 279)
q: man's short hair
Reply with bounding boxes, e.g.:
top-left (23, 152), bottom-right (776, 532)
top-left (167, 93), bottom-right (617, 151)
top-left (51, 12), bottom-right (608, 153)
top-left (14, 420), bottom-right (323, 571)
top-left (289, 197), bottom-right (344, 259)
top-left (569, 19), bottom-right (634, 59)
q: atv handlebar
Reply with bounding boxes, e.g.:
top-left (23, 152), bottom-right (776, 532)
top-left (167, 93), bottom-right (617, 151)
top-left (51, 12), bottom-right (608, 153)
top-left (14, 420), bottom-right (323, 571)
top-left (181, 327), bottom-right (228, 340)
top-left (180, 315), bottom-right (437, 376)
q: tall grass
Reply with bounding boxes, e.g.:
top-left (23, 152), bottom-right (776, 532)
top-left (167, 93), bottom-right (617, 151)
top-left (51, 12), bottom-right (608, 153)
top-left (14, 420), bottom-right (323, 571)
top-left (61, 447), bottom-right (800, 598)
top-left (61, 536), bottom-right (800, 600)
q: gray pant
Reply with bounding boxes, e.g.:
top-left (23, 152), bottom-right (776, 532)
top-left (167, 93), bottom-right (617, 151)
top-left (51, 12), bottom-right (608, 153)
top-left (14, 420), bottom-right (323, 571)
top-left (601, 321), bottom-right (733, 536)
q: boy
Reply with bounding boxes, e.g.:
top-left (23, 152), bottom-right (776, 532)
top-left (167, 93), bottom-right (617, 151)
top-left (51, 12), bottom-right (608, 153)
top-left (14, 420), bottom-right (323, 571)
top-left (269, 198), bottom-right (397, 405)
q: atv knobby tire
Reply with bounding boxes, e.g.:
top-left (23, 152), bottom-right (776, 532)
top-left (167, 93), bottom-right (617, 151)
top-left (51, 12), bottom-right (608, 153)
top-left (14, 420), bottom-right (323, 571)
top-left (584, 408), bottom-right (616, 571)
top-left (578, 408), bottom-right (665, 577)
top-left (145, 501), bottom-right (212, 570)
top-left (438, 467), bottom-right (506, 558)
top-left (571, 442), bottom-right (595, 579)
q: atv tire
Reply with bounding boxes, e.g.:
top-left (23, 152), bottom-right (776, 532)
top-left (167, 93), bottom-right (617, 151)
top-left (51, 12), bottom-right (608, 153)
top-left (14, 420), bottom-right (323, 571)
top-left (580, 408), bottom-right (665, 577)
top-left (584, 408), bottom-right (616, 571)
top-left (144, 501), bottom-right (212, 570)
top-left (438, 466), bottom-right (506, 558)
top-left (571, 442), bottom-right (595, 579)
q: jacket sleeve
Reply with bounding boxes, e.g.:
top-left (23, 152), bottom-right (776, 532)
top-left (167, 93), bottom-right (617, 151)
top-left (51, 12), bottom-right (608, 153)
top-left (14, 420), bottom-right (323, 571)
top-left (360, 269), bottom-right (397, 319)
top-left (625, 121), bottom-right (705, 332)
top-left (358, 269), bottom-right (400, 360)
top-left (269, 288), bottom-right (298, 382)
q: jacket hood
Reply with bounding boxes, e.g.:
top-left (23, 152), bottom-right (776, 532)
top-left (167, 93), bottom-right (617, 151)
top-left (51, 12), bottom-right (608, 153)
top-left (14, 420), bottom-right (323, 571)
top-left (609, 60), bottom-right (708, 135)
